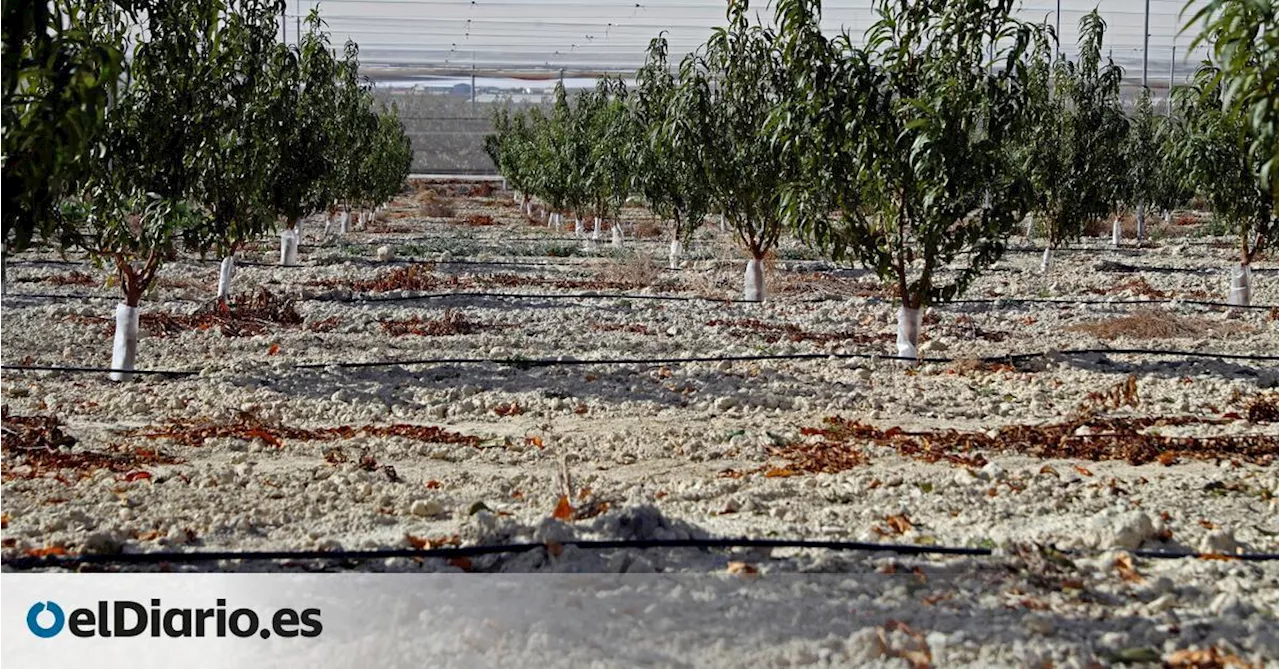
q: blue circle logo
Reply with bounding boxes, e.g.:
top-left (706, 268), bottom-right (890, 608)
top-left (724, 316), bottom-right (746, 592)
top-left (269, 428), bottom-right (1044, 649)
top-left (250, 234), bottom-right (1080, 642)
top-left (27, 602), bottom-right (65, 638)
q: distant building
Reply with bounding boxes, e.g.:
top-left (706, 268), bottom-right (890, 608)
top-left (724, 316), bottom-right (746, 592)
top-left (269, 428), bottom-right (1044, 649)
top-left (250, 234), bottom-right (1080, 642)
top-left (450, 83), bottom-right (472, 97)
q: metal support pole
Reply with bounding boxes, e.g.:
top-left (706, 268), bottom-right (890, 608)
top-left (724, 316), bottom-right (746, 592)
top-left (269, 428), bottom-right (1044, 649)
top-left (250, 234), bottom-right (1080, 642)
top-left (1168, 45), bottom-right (1177, 114)
top-left (1055, 0), bottom-right (1061, 48)
top-left (1142, 0), bottom-right (1150, 89)
top-left (470, 71), bottom-right (476, 110)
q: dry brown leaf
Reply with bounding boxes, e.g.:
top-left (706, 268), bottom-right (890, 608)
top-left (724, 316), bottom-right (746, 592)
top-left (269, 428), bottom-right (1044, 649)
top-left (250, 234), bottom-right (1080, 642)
top-left (884, 514), bottom-right (914, 535)
top-left (764, 467), bottom-right (799, 478)
top-left (727, 561), bottom-right (759, 576)
top-left (551, 495), bottom-right (575, 521)
top-left (1073, 465), bottom-right (1094, 477)
top-left (1164, 647), bottom-right (1252, 668)
top-left (1114, 554), bottom-right (1144, 583)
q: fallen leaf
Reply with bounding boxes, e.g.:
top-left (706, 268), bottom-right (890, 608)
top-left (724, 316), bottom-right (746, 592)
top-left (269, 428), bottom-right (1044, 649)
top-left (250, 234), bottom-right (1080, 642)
top-left (1073, 465), bottom-right (1094, 477)
top-left (267, 343), bottom-right (281, 356)
top-left (0, 513), bottom-right (8, 528)
top-left (25, 546), bottom-right (68, 558)
top-left (577, 486), bottom-right (593, 500)
top-left (884, 514), bottom-right (914, 535)
top-left (727, 561), bottom-right (759, 576)
top-left (1113, 554), bottom-right (1143, 582)
top-left (1164, 646), bottom-right (1250, 668)
top-left (764, 467), bottom-right (799, 478)
top-left (551, 495), bottom-right (574, 521)
top-left (1199, 519), bottom-right (1216, 530)
top-left (424, 479), bottom-right (443, 489)
top-left (524, 435), bottom-right (544, 449)
top-left (123, 471), bottom-right (153, 482)
top-left (1157, 451), bottom-right (1179, 466)
top-left (447, 557), bottom-right (473, 572)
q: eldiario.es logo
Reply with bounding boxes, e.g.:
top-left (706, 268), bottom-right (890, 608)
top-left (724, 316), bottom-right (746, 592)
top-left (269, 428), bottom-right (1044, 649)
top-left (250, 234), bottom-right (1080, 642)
top-left (27, 599), bottom-right (322, 639)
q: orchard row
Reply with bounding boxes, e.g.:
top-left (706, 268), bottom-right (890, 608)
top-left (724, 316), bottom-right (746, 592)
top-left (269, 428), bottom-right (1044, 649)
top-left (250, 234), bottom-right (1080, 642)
top-left (4, 1), bottom-right (413, 378)
top-left (485, 0), bottom-right (1276, 357)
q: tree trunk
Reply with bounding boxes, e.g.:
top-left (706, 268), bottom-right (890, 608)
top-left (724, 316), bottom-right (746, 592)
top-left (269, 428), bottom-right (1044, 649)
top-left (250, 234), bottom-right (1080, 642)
top-left (217, 255), bottom-right (236, 300)
top-left (669, 239), bottom-right (682, 270)
top-left (110, 302), bottom-right (139, 382)
top-left (896, 306), bottom-right (922, 365)
top-left (592, 217), bottom-right (601, 241)
top-left (1136, 202), bottom-right (1146, 243)
top-left (1228, 263), bottom-right (1252, 306)
top-left (574, 217), bottom-right (584, 238)
top-left (611, 222), bottom-right (624, 248)
top-left (743, 259), bottom-right (765, 302)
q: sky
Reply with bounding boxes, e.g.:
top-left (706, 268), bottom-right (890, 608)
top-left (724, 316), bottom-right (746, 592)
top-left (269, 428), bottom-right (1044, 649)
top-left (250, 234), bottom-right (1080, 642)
top-left (282, 0), bottom-right (1213, 86)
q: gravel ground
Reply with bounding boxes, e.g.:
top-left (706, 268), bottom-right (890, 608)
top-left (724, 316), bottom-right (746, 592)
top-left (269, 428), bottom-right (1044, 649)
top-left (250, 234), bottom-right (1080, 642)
top-left (2, 184), bottom-right (1277, 666)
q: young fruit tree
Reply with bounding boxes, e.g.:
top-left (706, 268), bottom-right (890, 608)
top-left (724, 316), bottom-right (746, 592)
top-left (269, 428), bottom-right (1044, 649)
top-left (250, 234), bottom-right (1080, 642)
top-left (584, 77), bottom-right (635, 247)
top-left (631, 36), bottom-right (710, 269)
top-left (772, 0), bottom-right (1041, 358)
top-left (1124, 89), bottom-right (1161, 244)
top-left (671, 1), bottom-right (796, 301)
top-left (1, 1), bottom-right (128, 291)
top-left (186, 0), bottom-right (294, 301)
top-left (1182, 0), bottom-right (1280, 303)
top-left (1022, 12), bottom-right (1130, 271)
top-left (485, 108), bottom-right (538, 216)
top-left (267, 10), bottom-right (340, 266)
top-left (552, 83), bottom-right (595, 236)
top-left (1173, 66), bottom-right (1276, 305)
top-left (323, 41), bottom-right (374, 235)
top-left (68, 0), bottom-right (243, 380)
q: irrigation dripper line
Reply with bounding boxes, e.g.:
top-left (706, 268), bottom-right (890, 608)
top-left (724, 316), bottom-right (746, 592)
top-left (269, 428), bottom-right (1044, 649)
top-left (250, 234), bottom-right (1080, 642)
top-left (334, 290), bottom-right (748, 305)
top-left (3, 537), bottom-right (1275, 571)
top-left (3, 347), bottom-right (1273, 378)
top-left (0, 365), bottom-right (197, 378)
top-left (948, 296), bottom-right (1276, 311)
top-left (294, 352), bottom-right (953, 370)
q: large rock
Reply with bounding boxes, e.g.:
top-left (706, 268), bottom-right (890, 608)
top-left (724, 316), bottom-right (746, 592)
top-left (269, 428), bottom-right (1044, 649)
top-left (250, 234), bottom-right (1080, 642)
top-left (1088, 510), bottom-right (1156, 550)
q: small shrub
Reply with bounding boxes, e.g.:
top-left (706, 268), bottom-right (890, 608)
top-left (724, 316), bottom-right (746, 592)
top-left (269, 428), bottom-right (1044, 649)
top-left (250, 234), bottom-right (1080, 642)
top-left (420, 200), bottom-right (456, 218)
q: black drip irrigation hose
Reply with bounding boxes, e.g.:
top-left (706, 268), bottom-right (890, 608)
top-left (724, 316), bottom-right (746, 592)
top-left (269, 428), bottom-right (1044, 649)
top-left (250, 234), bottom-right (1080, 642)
top-left (336, 290), bottom-right (748, 305)
top-left (3, 537), bottom-right (1275, 571)
top-left (0, 365), bottom-right (197, 377)
top-left (3, 347), bottom-right (1272, 378)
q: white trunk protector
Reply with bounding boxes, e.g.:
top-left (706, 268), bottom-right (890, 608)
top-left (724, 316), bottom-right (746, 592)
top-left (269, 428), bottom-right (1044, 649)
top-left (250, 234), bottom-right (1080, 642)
top-left (612, 224), bottom-right (624, 248)
top-left (1228, 264), bottom-right (1252, 306)
top-left (896, 306), bottom-right (922, 363)
top-left (592, 218), bottom-right (601, 241)
top-left (1136, 203), bottom-right (1146, 242)
top-left (111, 303), bottom-right (139, 382)
top-left (1112, 217), bottom-right (1122, 246)
top-left (338, 211), bottom-right (349, 235)
top-left (718, 215), bottom-right (726, 232)
top-left (1040, 247), bottom-right (1053, 274)
top-left (217, 255), bottom-right (236, 300)
top-left (669, 240), bottom-right (682, 270)
top-left (280, 230), bottom-right (299, 266)
top-left (574, 218), bottom-right (584, 238)
top-left (743, 259), bottom-right (765, 302)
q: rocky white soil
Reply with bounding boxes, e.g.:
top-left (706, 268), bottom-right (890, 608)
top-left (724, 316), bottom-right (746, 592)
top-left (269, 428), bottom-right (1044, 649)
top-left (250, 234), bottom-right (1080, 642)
top-left (2, 184), bottom-right (1277, 666)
